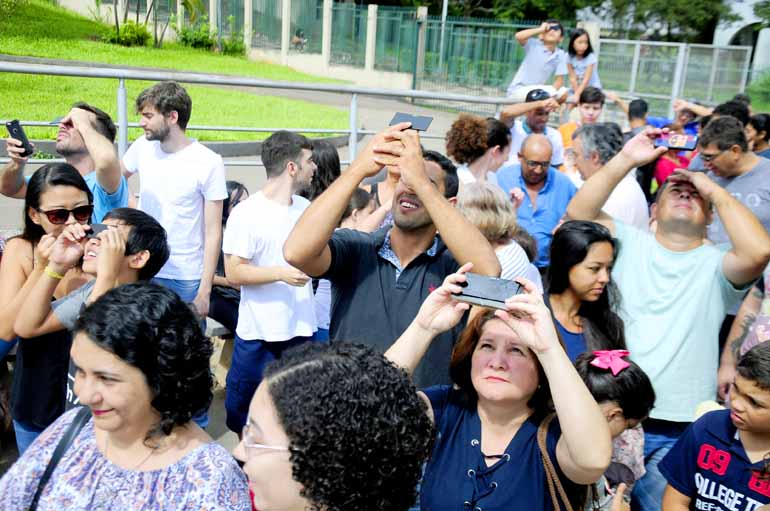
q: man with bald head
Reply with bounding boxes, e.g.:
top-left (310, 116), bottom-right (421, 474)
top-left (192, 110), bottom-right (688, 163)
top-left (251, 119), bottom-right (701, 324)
top-left (497, 133), bottom-right (577, 269)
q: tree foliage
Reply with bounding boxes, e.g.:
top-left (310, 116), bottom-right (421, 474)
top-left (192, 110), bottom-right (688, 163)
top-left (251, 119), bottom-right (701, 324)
top-left (756, 0), bottom-right (770, 27)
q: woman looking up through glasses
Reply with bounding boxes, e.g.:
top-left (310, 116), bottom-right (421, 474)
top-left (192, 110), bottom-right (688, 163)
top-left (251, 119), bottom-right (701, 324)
top-left (0, 163), bottom-right (93, 453)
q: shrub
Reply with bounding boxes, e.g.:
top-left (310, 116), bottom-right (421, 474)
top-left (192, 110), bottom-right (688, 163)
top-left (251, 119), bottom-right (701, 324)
top-left (104, 20), bottom-right (151, 47)
top-left (177, 15), bottom-right (216, 50)
top-left (221, 15), bottom-right (245, 56)
top-left (0, 0), bottom-right (27, 17)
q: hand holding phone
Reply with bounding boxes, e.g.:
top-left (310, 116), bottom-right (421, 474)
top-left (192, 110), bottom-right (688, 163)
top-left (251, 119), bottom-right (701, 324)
top-left (87, 224), bottom-right (110, 238)
top-left (452, 273), bottom-right (523, 310)
top-left (5, 120), bottom-right (35, 159)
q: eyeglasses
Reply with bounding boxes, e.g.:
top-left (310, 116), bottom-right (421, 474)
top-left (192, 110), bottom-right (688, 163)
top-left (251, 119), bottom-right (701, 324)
top-left (700, 150), bottom-right (725, 163)
top-left (241, 423), bottom-right (291, 458)
top-left (525, 160), bottom-right (550, 169)
top-left (36, 205), bottom-right (93, 224)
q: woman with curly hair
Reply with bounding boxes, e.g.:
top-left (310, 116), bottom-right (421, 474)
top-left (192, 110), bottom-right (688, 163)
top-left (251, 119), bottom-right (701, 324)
top-left (233, 341), bottom-right (434, 511)
top-left (446, 113), bottom-right (511, 187)
top-left (386, 264), bottom-right (612, 510)
top-left (0, 282), bottom-right (250, 510)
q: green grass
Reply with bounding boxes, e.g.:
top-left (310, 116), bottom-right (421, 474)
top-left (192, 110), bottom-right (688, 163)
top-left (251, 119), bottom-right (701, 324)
top-left (0, 0), bottom-right (349, 141)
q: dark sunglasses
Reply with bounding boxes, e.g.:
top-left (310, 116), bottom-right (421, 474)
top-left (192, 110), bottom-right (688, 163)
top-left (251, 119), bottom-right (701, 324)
top-left (527, 89), bottom-right (551, 102)
top-left (36, 205), bottom-right (93, 224)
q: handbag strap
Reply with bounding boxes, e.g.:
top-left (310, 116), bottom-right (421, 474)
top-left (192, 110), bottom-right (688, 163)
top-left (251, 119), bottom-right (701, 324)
top-left (29, 406), bottom-right (91, 511)
top-left (537, 413), bottom-right (574, 511)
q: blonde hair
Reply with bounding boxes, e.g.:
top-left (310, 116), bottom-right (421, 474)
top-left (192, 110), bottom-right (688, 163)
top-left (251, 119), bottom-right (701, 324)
top-left (457, 182), bottom-right (518, 244)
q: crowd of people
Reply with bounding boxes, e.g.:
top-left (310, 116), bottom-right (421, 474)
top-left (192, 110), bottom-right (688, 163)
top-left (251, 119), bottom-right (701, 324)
top-left (0, 18), bottom-right (769, 511)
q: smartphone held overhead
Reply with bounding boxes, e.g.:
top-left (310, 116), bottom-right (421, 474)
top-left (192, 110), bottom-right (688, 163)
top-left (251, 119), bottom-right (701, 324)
top-left (452, 273), bottom-right (523, 310)
top-left (5, 120), bottom-right (35, 158)
top-left (389, 112), bottom-right (434, 132)
top-left (654, 133), bottom-right (698, 151)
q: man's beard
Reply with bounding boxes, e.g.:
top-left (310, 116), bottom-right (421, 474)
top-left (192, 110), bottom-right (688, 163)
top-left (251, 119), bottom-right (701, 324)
top-left (145, 124), bottom-right (170, 142)
top-left (56, 141), bottom-right (88, 158)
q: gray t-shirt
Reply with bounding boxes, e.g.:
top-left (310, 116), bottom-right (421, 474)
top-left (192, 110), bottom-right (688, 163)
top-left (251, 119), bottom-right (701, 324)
top-left (708, 157), bottom-right (770, 245)
top-left (52, 280), bottom-right (95, 408)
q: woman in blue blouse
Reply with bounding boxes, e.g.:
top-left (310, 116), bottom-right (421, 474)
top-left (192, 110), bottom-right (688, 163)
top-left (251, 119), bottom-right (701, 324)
top-left (386, 263), bottom-right (612, 511)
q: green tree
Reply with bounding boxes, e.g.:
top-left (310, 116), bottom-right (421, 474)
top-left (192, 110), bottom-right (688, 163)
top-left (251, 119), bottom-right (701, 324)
top-left (756, 0), bottom-right (770, 27)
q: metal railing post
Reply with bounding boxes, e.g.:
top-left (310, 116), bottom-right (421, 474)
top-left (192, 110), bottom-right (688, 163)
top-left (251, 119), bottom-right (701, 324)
top-left (348, 93), bottom-right (358, 159)
top-left (628, 41), bottom-right (641, 95)
top-left (669, 44), bottom-right (687, 119)
top-left (117, 78), bottom-right (128, 158)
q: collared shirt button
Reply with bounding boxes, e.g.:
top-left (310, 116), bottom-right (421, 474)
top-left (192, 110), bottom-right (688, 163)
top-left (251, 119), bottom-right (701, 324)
top-left (463, 501), bottom-right (471, 509)
top-left (470, 439), bottom-right (479, 446)
top-left (467, 468), bottom-right (476, 478)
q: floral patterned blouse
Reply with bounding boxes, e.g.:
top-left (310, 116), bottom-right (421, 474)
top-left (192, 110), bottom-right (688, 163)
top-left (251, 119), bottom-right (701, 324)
top-left (0, 408), bottom-right (252, 510)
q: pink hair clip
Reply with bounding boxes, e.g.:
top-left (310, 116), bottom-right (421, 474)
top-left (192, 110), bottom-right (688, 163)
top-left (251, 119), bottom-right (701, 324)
top-left (590, 350), bottom-right (631, 376)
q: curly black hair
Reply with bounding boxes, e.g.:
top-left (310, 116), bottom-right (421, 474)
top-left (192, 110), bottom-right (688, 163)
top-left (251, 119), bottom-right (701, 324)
top-left (263, 342), bottom-right (434, 511)
top-left (75, 282), bottom-right (213, 442)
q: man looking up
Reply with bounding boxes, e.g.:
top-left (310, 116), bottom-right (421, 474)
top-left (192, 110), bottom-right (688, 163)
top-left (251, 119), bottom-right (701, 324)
top-left (284, 124), bottom-right (501, 388)
top-left (2, 103), bottom-right (129, 222)
top-left (566, 128), bottom-right (770, 511)
top-left (572, 123), bottom-right (649, 230)
top-left (222, 131), bottom-right (318, 434)
top-left (496, 133), bottom-right (577, 270)
top-left (121, 81), bottom-right (226, 318)
top-left (501, 88), bottom-right (565, 169)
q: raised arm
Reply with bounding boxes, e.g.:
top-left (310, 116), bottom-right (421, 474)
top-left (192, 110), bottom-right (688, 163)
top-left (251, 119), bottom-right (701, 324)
top-left (500, 98), bottom-right (559, 129)
top-left (670, 169), bottom-right (770, 286)
top-left (0, 237), bottom-right (53, 339)
top-left (495, 280), bottom-right (612, 484)
top-left (566, 128), bottom-right (667, 234)
top-left (14, 229), bottom-right (85, 338)
top-left (516, 22), bottom-right (547, 46)
top-left (385, 264), bottom-right (471, 374)
top-left (1, 138), bottom-right (31, 199)
top-left (673, 99), bottom-right (712, 119)
top-left (67, 108), bottom-right (122, 194)
top-left (283, 123), bottom-right (410, 277)
top-left (604, 91), bottom-right (629, 116)
top-left (374, 130), bottom-right (501, 276)
top-left (717, 283), bottom-right (763, 400)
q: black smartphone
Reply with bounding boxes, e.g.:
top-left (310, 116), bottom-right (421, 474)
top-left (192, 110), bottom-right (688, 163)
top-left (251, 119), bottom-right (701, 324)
top-left (5, 120), bottom-right (34, 158)
top-left (452, 273), bottom-right (523, 310)
top-left (87, 224), bottom-right (110, 238)
top-left (389, 112), bottom-right (433, 132)
top-left (654, 133), bottom-right (698, 151)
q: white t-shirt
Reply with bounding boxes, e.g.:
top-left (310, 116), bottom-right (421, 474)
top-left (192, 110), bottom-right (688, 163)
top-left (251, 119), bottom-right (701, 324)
top-left (505, 119), bottom-right (565, 168)
top-left (222, 192), bottom-right (316, 342)
top-left (603, 174), bottom-right (649, 231)
top-left (496, 242), bottom-right (544, 293)
top-left (122, 136), bottom-right (227, 280)
top-left (314, 279), bottom-right (331, 330)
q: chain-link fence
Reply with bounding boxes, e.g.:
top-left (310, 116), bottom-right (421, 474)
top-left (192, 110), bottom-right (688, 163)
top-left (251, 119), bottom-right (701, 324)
top-left (218, 0), bottom-right (244, 37)
top-left (374, 6), bottom-right (418, 73)
top-left (290, 0), bottom-right (322, 54)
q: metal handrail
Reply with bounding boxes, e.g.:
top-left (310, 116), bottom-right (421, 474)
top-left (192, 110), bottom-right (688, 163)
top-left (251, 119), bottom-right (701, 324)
top-left (0, 59), bottom-right (501, 155)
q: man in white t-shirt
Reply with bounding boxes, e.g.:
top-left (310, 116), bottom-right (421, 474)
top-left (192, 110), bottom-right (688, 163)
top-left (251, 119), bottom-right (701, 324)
top-left (572, 122), bottom-right (650, 230)
top-left (121, 81), bottom-right (226, 319)
top-left (501, 88), bottom-right (565, 169)
top-left (221, 130), bottom-right (318, 433)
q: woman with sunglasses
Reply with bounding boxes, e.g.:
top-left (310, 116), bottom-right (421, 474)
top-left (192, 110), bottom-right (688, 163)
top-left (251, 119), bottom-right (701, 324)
top-left (0, 162), bottom-right (93, 453)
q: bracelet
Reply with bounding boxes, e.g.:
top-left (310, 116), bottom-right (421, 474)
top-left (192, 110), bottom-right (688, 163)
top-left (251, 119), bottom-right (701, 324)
top-left (43, 266), bottom-right (65, 280)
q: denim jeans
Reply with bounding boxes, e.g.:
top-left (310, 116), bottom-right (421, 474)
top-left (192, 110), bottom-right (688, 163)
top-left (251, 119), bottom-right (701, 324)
top-left (631, 419), bottom-right (690, 511)
top-left (0, 337), bottom-right (17, 361)
top-left (13, 419), bottom-right (45, 455)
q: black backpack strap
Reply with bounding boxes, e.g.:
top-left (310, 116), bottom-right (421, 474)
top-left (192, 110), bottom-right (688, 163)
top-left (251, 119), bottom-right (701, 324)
top-left (28, 406), bottom-right (91, 511)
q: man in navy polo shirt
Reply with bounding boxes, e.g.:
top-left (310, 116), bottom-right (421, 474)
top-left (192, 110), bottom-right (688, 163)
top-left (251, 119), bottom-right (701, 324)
top-left (284, 124), bottom-right (501, 388)
top-left (496, 133), bottom-right (577, 269)
top-left (660, 342), bottom-right (770, 511)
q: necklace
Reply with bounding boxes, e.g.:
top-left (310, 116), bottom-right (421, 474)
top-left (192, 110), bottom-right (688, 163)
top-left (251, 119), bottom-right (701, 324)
top-left (103, 434), bottom-right (158, 471)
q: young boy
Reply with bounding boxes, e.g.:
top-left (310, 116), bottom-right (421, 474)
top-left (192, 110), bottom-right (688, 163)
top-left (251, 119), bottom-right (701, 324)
top-left (506, 19), bottom-right (569, 103)
top-left (14, 208), bottom-right (169, 408)
top-left (659, 342), bottom-right (770, 511)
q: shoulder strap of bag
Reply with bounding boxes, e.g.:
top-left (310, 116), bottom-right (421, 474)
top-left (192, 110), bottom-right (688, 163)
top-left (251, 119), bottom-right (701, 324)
top-left (537, 412), bottom-right (574, 511)
top-left (28, 406), bottom-right (91, 511)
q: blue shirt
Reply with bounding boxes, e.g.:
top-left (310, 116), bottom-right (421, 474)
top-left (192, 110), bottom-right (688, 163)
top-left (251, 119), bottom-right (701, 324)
top-left (554, 319), bottom-right (586, 362)
top-left (568, 52), bottom-right (601, 89)
top-left (25, 172), bottom-right (130, 223)
top-left (420, 385), bottom-right (578, 511)
top-left (508, 38), bottom-right (569, 94)
top-left (496, 165), bottom-right (577, 267)
top-left (660, 410), bottom-right (770, 510)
